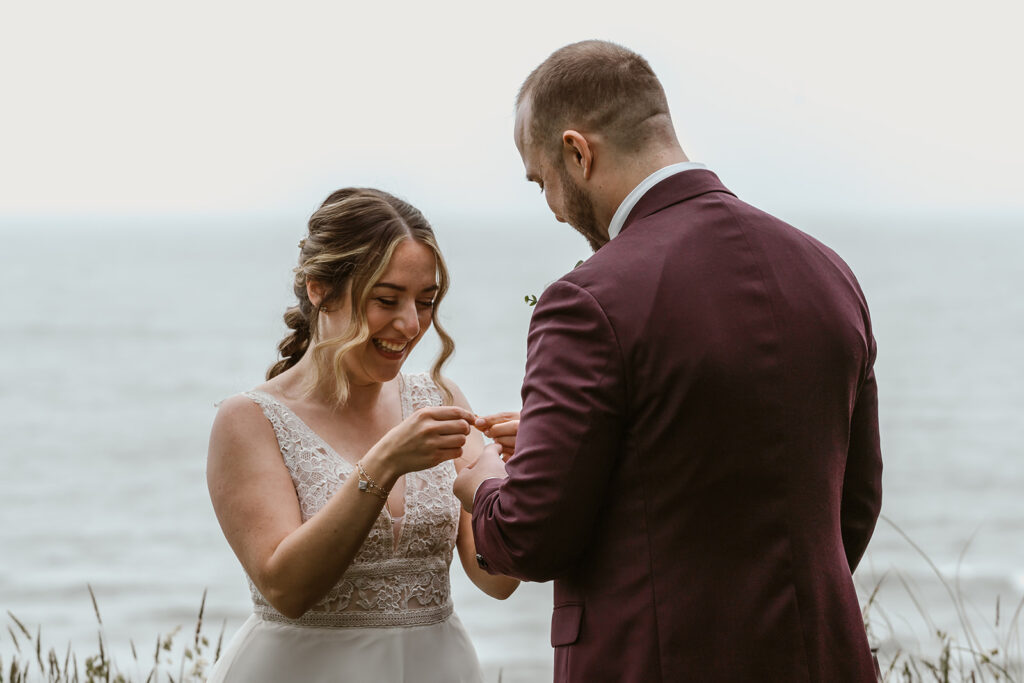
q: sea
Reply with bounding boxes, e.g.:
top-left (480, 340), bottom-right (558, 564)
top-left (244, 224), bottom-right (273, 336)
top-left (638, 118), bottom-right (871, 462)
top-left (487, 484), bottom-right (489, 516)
top-left (1, 209), bottom-right (1022, 680)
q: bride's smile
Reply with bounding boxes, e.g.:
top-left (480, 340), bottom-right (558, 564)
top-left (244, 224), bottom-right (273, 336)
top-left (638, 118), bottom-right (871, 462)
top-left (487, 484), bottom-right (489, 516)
top-left (324, 239), bottom-right (440, 386)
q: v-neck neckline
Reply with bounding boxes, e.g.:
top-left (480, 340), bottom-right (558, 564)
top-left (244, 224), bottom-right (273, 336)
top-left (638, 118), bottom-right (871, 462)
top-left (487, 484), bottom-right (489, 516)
top-left (250, 374), bottom-right (412, 554)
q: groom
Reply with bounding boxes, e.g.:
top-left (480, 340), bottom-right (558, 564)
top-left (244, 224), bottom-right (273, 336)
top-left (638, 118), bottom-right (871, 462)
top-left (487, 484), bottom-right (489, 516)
top-left (454, 40), bottom-right (882, 682)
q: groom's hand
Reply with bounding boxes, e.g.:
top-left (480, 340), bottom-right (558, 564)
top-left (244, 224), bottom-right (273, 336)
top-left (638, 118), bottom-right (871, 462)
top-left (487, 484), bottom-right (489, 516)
top-left (474, 411), bottom-right (520, 458)
top-left (453, 443), bottom-right (508, 513)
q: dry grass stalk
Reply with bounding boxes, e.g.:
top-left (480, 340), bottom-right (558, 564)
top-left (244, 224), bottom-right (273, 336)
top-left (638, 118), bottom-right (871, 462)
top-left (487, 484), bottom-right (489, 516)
top-left (865, 516), bottom-right (1024, 682)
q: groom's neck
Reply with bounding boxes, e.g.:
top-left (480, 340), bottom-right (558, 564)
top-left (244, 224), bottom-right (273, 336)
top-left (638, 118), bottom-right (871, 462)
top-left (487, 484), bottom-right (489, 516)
top-left (595, 143), bottom-right (690, 226)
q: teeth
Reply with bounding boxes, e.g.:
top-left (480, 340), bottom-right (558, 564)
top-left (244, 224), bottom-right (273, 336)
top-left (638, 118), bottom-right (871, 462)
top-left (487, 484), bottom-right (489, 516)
top-left (374, 338), bottom-right (407, 353)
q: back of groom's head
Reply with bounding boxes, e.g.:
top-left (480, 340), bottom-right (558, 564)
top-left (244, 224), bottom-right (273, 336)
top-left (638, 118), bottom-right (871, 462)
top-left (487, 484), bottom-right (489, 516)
top-left (517, 40), bottom-right (673, 158)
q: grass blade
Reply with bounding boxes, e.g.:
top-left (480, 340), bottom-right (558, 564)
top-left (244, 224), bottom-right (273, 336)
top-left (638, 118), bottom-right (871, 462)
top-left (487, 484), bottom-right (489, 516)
top-left (194, 589), bottom-right (207, 651)
top-left (5, 615), bottom-right (30, 642)
top-left (87, 584), bottom-right (102, 625)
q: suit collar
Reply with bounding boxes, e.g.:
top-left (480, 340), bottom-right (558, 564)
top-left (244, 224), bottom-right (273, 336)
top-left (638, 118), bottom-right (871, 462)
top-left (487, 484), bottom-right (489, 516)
top-left (607, 162), bottom-right (707, 239)
top-left (618, 170), bottom-right (735, 236)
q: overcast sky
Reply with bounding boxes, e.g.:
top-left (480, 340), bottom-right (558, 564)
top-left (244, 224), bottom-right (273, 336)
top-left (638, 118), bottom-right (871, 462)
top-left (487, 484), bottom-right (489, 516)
top-left (1, 0), bottom-right (1021, 222)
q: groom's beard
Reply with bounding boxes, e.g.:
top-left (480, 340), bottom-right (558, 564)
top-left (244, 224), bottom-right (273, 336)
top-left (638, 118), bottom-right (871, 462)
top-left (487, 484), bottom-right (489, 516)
top-left (558, 164), bottom-right (607, 252)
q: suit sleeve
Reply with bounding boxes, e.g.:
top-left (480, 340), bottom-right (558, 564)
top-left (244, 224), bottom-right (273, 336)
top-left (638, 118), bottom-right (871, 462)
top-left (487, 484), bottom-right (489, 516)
top-left (471, 279), bottom-right (626, 581)
top-left (841, 331), bottom-right (883, 572)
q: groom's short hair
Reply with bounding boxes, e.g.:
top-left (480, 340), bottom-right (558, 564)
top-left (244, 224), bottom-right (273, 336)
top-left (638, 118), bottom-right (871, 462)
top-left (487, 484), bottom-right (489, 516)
top-left (517, 40), bottom-right (671, 157)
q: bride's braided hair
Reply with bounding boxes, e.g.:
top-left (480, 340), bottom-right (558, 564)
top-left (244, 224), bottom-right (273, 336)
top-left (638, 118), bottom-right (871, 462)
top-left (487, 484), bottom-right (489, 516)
top-left (267, 187), bottom-right (455, 405)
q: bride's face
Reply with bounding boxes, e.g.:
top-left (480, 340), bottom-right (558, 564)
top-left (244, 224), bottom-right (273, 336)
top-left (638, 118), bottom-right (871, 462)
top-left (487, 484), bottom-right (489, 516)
top-left (320, 239), bottom-right (438, 386)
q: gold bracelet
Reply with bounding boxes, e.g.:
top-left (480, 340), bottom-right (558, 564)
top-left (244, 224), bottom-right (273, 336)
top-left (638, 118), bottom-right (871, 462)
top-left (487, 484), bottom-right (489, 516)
top-left (356, 462), bottom-right (390, 502)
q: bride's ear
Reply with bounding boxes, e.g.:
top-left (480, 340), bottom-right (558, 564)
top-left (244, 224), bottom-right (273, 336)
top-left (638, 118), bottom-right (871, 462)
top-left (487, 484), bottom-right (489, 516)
top-left (306, 278), bottom-right (327, 309)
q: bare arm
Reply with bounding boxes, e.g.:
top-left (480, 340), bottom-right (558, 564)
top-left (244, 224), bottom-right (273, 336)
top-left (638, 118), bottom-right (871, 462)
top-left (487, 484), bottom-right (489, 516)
top-left (447, 382), bottom-right (520, 600)
top-left (207, 395), bottom-right (474, 618)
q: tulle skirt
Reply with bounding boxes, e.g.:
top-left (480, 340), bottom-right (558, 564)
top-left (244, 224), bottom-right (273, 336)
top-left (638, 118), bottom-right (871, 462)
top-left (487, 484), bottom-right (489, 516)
top-left (206, 611), bottom-right (483, 683)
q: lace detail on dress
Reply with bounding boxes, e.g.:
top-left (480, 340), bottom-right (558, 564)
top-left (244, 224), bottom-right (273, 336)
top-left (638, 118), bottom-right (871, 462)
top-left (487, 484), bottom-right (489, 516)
top-left (241, 373), bottom-right (460, 628)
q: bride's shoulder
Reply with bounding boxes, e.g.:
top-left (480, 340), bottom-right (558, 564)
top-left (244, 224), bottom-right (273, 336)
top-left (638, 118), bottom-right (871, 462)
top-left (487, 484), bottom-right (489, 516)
top-left (211, 390), bottom-right (275, 437)
top-left (215, 391), bottom-right (260, 412)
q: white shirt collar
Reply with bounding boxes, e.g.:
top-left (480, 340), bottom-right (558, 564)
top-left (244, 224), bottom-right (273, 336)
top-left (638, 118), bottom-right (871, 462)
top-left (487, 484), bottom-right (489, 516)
top-left (606, 162), bottom-right (707, 240)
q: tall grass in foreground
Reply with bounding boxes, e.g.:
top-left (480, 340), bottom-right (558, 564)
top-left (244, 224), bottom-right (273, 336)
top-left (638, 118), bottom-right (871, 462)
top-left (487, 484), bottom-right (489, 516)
top-left (863, 516), bottom-right (1024, 682)
top-left (3, 519), bottom-right (1022, 682)
top-left (1, 589), bottom-right (511, 683)
top-left (1, 586), bottom-right (222, 683)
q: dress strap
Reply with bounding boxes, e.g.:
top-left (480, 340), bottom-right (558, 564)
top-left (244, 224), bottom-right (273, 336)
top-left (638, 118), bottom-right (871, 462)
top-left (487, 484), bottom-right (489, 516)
top-left (242, 390), bottom-right (288, 430)
top-left (242, 389), bottom-right (281, 411)
top-left (239, 390), bottom-right (310, 463)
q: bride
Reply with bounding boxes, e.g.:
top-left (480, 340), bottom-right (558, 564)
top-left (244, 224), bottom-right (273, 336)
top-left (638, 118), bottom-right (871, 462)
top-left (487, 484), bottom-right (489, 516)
top-left (206, 187), bottom-right (518, 682)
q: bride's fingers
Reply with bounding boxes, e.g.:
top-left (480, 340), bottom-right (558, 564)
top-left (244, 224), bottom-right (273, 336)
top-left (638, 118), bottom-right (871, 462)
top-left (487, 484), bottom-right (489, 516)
top-left (474, 411), bottom-right (520, 431)
top-left (433, 419), bottom-right (472, 435)
top-left (494, 436), bottom-right (515, 453)
top-left (487, 420), bottom-right (518, 438)
top-left (420, 406), bottom-right (476, 423)
top-left (433, 434), bottom-right (469, 449)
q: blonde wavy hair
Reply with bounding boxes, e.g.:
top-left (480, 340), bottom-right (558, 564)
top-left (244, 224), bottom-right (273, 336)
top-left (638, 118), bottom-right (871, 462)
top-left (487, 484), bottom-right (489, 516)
top-left (267, 187), bottom-right (455, 406)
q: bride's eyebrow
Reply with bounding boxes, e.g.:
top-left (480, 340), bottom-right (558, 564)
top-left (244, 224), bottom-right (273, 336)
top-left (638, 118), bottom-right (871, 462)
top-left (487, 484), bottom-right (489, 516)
top-left (373, 282), bottom-right (439, 293)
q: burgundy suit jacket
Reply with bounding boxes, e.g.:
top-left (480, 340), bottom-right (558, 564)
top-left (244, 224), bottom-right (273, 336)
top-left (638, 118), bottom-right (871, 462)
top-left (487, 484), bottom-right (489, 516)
top-left (472, 170), bottom-right (882, 682)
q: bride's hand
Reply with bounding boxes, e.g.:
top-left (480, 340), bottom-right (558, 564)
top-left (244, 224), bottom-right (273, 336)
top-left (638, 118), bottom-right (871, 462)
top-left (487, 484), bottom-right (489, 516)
top-left (474, 411), bottom-right (520, 460)
top-left (362, 406), bottom-right (476, 485)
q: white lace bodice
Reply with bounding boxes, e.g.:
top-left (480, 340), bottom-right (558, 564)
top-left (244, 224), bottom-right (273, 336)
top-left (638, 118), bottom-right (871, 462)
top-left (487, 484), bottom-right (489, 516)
top-left (241, 373), bottom-right (461, 628)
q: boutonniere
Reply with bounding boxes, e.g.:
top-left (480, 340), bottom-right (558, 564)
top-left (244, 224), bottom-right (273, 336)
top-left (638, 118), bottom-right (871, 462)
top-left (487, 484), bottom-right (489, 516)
top-left (524, 260), bottom-right (585, 307)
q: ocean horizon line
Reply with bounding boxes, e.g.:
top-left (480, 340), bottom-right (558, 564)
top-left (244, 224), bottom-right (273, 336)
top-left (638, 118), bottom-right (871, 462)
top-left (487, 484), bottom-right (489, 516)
top-left (2, 205), bottom-right (1023, 234)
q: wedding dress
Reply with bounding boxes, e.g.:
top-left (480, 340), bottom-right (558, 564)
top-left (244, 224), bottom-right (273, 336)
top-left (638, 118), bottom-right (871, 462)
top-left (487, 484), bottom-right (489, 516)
top-left (207, 373), bottom-right (483, 683)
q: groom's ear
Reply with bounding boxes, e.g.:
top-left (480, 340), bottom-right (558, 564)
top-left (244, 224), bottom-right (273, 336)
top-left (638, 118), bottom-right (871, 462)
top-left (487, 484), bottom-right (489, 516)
top-left (561, 130), bottom-right (593, 180)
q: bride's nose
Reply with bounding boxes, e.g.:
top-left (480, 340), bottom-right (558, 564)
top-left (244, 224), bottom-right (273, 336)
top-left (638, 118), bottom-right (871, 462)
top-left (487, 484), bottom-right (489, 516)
top-left (393, 301), bottom-right (420, 338)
